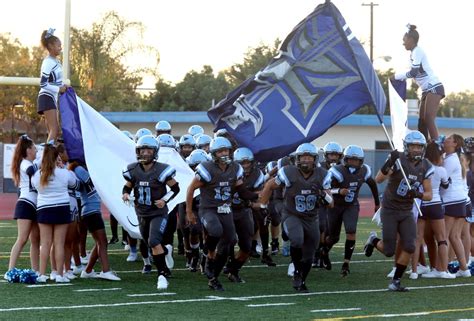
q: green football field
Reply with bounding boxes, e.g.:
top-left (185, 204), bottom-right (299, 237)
top-left (1, 218), bottom-right (473, 320)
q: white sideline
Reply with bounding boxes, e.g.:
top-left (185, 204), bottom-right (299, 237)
top-left (1, 283), bottom-right (473, 312)
top-left (311, 308), bottom-right (361, 312)
top-left (74, 288), bottom-right (122, 292)
top-left (26, 284), bottom-right (73, 288)
top-left (127, 292), bottom-right (176, 297)
top-left (247, 303), bottom-right (295, 307)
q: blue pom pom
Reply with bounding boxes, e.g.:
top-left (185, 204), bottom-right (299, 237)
top-left (19, 269), bottom-right (37, 284)
top-left (448, 261), bottom-right (460, 274)
top-left (6, 268), bottom-right (22, 283)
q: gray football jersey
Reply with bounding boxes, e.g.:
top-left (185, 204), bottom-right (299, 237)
top-left (232, 167), bottom-right (264, 209)
top-left (276, 165), bottom-right (328, 218)
top-left (123, 161), bottom-right (176, 217)
top-left (196, 161), bottom-right (244, 209)
top-left (382, 153), bottom-right (434, 211)
top-left (323, 164), bottom-right (372, 206)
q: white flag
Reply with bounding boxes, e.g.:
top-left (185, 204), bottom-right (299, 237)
top-left (75, 96), bottom-right (197, 239)
top-left (388, 81), bottom-right (410, 151)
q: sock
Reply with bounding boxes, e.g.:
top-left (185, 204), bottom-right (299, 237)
top-left (130, 245), bottom-right (137, 253)
top-left (301, 261), bottom-right (312, 282)
top-left (143, 257), bottom-right (151, 265)
top-left (251, 240), bottom-right (257, 252)
top-left (153, 254), bottom-right (167, 276)
top-left (372, 237), bottom-right (381, 248)
top-left (344, 239), bottom-right (356, 261)
top-left (213, 254), bottom-right (228, 278)
top-left (393, 263), bottom-right (407, 281)
top-left (290, 246), bottom-right (303, 274)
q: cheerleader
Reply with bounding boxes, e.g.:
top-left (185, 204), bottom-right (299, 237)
top-left (441, 134), bottom-right (471, 277)
top-left (32, 144), bottom-right (78, 283)
top-left (38, 28), bottom-right (68, 143)
top-left (4, 135), bottom-right (40, 277)
top-left (394, 24), bottom-right (444, 141)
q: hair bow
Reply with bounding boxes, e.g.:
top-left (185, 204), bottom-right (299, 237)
top-left (45, 28), bottom-right (56, 39)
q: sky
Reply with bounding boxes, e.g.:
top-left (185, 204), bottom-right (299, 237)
top-left (1, 0), bottom-right (473, 94)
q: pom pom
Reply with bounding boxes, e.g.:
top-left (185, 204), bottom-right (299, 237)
top-left (5, 268), bottom-right (22, 283)
top-left (19, 269), bottom-right (38, 284)
top-left (448, 261), bottom-right (460, 274)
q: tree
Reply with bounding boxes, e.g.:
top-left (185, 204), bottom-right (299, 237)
top-left (146, 66), bottom-right (230, 111)
top-left (70, 11), bottom-right (160, 111)
top-left (224, 39), bottom-right (281, 88)
top-left (439, 91), bottom-right (474, 118)
top-left (0, 34), bottom-right (45, 142)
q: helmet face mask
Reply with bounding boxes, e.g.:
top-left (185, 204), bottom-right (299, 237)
top-left (403, 131), bottom-right (426, 161)
top-left (342, 145), bottom-right (364, 169)
top-left (213, 148), bottom-right (231, 164)
top-left (136, 135), bottom-right (159, 165)
top-left (297, 154), bottom-right (316, 173)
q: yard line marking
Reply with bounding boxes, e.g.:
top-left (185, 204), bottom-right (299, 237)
top-left (314, 307), bottom-right (474, 320)
top-left (1, 283), bottom-right (473, 312)
top-left (127, 292), bottom-right (176, 297)
top-left (26, 283), bottom-right (73, 288)
top-left (311, 308), bottom-right (361, 313)
top-left (247, 303), bottom-right (295, 307)
top-left (74, 288), bottom-right (121, 292)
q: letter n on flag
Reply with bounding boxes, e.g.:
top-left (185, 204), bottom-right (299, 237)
top-left (208, 1), bottom-right (387, 161)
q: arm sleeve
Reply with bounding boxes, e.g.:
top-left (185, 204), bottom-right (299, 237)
top-left (235, 184), bottom-right (259, 201)
top-left (394, 47), bottom-right (423, 80)
top-left (366, 177), bottom-right (380, 206)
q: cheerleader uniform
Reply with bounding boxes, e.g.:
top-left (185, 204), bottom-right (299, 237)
top-left (441, 153), bottom-right (466, 217)
top-left (420, 165), bottom-right (449, 220)
top-left (14, 159), bottom-right (39, 220)
top-left (37, 55), bottom-right (63, 114)
top-left (32, 168), bottom-right (78, 224)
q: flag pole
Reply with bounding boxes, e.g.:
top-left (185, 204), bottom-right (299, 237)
top-left (380, 122), bottom-right (423, 216)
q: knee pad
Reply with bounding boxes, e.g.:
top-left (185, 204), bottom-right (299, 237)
top-left (437, 240), bottom-right (448, 247)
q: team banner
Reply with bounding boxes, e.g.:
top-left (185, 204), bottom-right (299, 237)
top-left (389, 79), bottom-right (410, 151)
top-left (59, 89), bottom-right (196, 239)
top-left (208, 1), bottom-right (386, 161)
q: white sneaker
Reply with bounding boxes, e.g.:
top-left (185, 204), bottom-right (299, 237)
top-left (455, 269), bottom-right (471, 278)
top-left (80, 270), bottom-right (97, 279)
top-left (387, 267), bottom-right (396, 278)
top-left (55, 275), bottom-right (71, 283)
top-left (3, 272), bottom-right (8, 280)
top-left (65, 270), bottom-right (77, 280)
top-left (72, 265), bottom-right (84, 275)
top-left (438, 271), bottom-right (456, 279)
top-left (36, 275), bottom-right (48, 283)
top-left (124, 244), bottom-right (130, 251)
top-left (256, 243), bottom-right (263, 255)
top-left (422, 270), bottom-right (440, 278)
top-left (80, 253), bottom-right (90, 265)
top-left (417, 264), bottom-right (430, 275)
top-left (157, 275), bottom-right (168, 290)
top-left (287, 262), bottom-right (295, 277)
top-left (165, 245), bottom-right (174, 270)
top-left (126, 251), bottom-right (138, 262)
top-left (98, 271), bottom-right (121, 281)
top-left (409, 272), bottom-right (418, 280)
top-left (50, 270), bottom-right (59, 281)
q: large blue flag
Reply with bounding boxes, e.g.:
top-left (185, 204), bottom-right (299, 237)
top-left (208, 1), bottom-right (386, 161)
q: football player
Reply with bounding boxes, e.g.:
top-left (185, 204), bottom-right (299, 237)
top-left (322, 145), bottom-right (380, 277)
top-left (364, 131), bottom-right (433, 292)
top-left (260, 143), bottom-right (333, 292)
top-left (122, 135), bottom-right (180, 290)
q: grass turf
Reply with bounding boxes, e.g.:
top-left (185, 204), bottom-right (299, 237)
top-left (0, 218), bottom-right (473, 320)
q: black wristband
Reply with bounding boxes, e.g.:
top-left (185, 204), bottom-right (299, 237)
top-left (122, 185), bottom-right (132, 195)
top-left (380, 158), bottom-right (393, 175)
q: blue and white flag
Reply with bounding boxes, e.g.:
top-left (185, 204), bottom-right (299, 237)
top-left (208, 1), bottom-right (386, 161)
top-left (59, 89), bottom-right (197, 239)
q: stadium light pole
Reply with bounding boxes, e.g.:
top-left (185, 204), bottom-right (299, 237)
top-left (362, 2), bottom-right (379, 63)
top-left (11, 102), bottom-right (24, 143)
